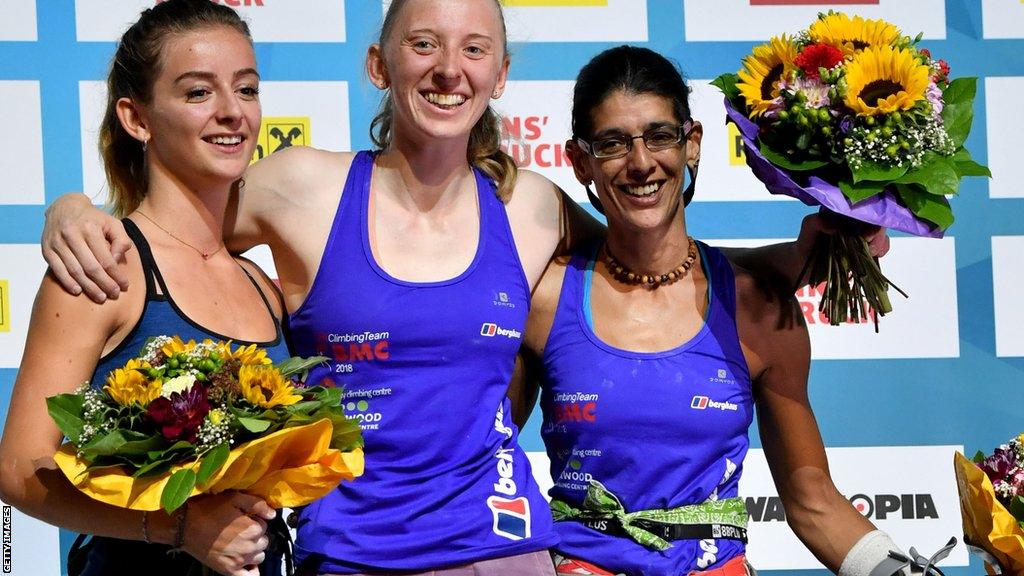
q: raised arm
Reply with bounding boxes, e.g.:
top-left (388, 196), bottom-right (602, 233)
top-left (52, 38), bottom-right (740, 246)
top-left (722, 213), bottom-right (890, 291)
top-left (40, 145), bottom-right (325, 303)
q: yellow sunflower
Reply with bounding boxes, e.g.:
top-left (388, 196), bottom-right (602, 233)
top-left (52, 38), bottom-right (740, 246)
top-left (808, 13), bottom-right (900, 57)
top-left (239, 365), bottom-right (301, 409)
top-left (844, 45), bottom-right (930, 116)
top-left (736, 35), bottom-right (797, 118)
top-left (160, 336), bottom-right (200, 358)
top-left (105, 358), bottom-right (161, 407)
top-left (218, 342), bottom-right (272, 366)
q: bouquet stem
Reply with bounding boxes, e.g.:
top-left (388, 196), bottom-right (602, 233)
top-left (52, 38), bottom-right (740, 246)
top-left (800, 227), bottom-right (907, 332)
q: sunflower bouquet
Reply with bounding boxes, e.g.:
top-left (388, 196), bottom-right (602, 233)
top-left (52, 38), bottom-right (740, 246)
top-left (47, 335), bottom-right (364, 513)
top-left (712, 12), bottom-right (988, 329)
top-left (954, 436), bottom-right (1024, 574)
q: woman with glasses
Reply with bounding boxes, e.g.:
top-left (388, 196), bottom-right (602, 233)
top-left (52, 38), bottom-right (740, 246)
top-left (521, 46), bottom-right (904, 576)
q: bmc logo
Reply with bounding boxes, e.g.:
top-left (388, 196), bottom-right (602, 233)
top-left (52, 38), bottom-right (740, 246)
top-left (554, 402), bottom-right (597, 424)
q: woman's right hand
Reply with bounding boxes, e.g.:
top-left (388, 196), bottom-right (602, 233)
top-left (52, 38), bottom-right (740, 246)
top-left (41, 193), bottom-right (134, 303)
top-left (183, 492), bottom-right (278, 576)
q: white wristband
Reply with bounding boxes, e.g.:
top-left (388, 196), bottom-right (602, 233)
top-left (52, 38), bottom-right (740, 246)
top-left (839, 530), bottom-right (909, 576)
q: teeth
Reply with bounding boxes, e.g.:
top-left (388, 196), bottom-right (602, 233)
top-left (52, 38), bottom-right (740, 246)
top-left (624, 183), bottom-right (660, 197)
top-left (424, 92), bottom-right (466, 106)
top-left (209, 135), bottom-right (242, 145)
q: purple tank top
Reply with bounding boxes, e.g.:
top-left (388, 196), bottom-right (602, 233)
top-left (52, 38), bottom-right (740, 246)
top-left (541, 242), bottom-right (753, 575)
top-left (288, 151), bottom-right (557, 573)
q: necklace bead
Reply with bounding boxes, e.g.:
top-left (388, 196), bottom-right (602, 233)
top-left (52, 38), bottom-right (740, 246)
top-left (602, 236), bottom-right (697, 288)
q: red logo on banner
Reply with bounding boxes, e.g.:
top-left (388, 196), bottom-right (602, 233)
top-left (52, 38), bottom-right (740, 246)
top-left (749, 0), bottom-right (878, 5)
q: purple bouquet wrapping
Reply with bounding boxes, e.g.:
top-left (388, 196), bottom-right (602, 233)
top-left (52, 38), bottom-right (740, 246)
top-left (712, 12), bottom-right (988, 328)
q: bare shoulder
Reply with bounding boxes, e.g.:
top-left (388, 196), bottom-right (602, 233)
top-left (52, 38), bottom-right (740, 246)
top-left (506, 169), bottom-right (562, 217)
top-left (245, 147), bottom-right (356, 203)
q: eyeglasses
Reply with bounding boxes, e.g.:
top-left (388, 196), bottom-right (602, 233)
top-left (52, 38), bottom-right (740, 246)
top-left (577, 120), bottom-right (693, 159)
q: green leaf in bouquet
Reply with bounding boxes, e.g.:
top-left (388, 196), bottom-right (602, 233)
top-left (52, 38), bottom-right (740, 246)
top-left (162, 469), bottom-right (197, 513)
top-left (237, 416), bottom-right (272, 433)
top-left (941, 79), bottom-right (977, 149)
top-left (274, 356), bottom-right (330, 379)
top-left (838, 178), bottom-right (887, 203)
top-left (894, 155), bottom-right (959, 197)
top-left (197, 442), bottom-right (230, 485)
top-left (710, 73), bottom-right (743, 108)
top-left (46, 394), bottom-right (85, 443)
top-left (758, 141), bottom-right (829, 171)
top-left (850, 158), bottom-right (909, 184)
top-left (894, 184), bottom-right (954, 230)
top-left (942, 77), bottom-right (977, 107)
top-left (286, 399), bottom-right (324, 414)
top-left (951, 148), bottom-right (992, 178)
top-left (318, 411), bottom-right (364, 451)
top-left (1009, 495), bottom-right (1024, 523)
top-left (972, 450), bottom-right (987, 464)
top-left (79, 430), bottom-right (128, 458)
top-left (115, 434), bottom-right (167, 456)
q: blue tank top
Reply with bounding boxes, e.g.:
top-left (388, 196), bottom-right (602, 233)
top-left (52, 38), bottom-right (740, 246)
top-left (76, 218), bottom-right (289, 576)
top-left (287, 151), bottom-right (557, 573)
top-left (90, 218), bottom-right (290, 383)
top-left (541, 241), bottom-right (753, 575)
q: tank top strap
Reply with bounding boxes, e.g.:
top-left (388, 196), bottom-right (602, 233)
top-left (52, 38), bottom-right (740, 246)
top-left (542, 245), bottom-right (595, 359)
top-left (697, 241), bottom-right (738, 320)
top-left (235, 260), bottom-right (283, 330)
top-left (121, 217), bottom-right (165, 300)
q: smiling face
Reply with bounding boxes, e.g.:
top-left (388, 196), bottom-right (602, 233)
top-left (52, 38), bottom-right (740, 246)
top-left (133, 26), bottom-right (260, 190)
top-left (570, 90), bottom-right (702, 235)
top-left (369, 0), bottom-right (510, 146)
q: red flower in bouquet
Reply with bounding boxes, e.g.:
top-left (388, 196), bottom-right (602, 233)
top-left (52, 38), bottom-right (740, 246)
top-left (146, 381), bottom-right (210, 443)
top-left (793, 43), bottom-right (844, 80)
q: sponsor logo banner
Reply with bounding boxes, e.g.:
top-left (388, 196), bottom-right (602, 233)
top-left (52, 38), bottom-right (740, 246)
top-left (492, 81), bottom-right (580, 202)
top-left (711, 237), bottom-right (960, 359)
top-left (0, 245), bottom-right (48, 368)
top-left (0, 1), bottom-right (37, 41)
top-left (689, 80), bottom-right (788, 202)
top-left (992, 236), bottom-right (1024, 357)
top-left (1, 499), bottom-right (61, 576)
top-left (382, 0), bottom-right (647, 42)
top-left (80, 81), bottom-right (350, 204)
top-left (739, 446), bottom-right (967, 569)
top-left (0, 82), bottom-right (45, 205)
top-left (986, 77), bottom-right (1024, 198)
top-left (683, 0), bottom-right (946, 42)
top-left (982, 0), bottom-right (1024, 39)
top-left (76, 0), bottom-right (346, 42)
